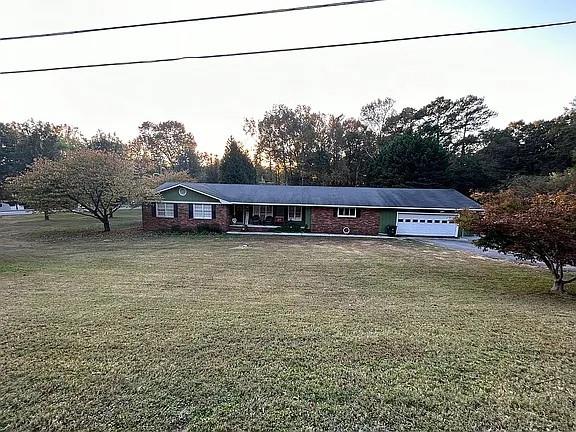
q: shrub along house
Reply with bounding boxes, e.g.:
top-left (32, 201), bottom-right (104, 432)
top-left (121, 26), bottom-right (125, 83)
top-left (143, 182), bottom-right (482, 237)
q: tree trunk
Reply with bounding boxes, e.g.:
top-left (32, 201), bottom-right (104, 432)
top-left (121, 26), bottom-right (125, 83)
top-left (44, 211), bottom-right (50, 221)
top-left (551, 279), bottom-right (565, 294)
top-left (103, 217), bottom-right (111, 232)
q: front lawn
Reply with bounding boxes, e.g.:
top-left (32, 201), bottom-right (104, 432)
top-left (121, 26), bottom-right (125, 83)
top-left (0, 211), bottom-right (575, 431)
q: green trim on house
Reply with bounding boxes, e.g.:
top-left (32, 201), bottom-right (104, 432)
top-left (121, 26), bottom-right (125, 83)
top-left (304, 207), bottom-right (312, 228)
top-left (379, 210), bottom-right (397, 233)
top-left (160, 188), bottom-right (220, 203)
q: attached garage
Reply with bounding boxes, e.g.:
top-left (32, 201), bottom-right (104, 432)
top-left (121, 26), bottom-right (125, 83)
top-left (396, 212), bottom-right (458, 237)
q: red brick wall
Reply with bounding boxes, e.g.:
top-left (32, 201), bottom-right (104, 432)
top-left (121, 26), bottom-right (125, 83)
top-left (142, 203), bottom-right (229, 231)
top-left (310, 207), bottom-right (380, 236)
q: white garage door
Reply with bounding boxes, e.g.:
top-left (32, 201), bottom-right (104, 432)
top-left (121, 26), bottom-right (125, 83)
top-left (396, 213), bottom-right (459, 237)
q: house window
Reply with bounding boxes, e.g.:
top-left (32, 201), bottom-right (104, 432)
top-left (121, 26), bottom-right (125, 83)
top-left (192, 204), bottom-right (213, 219)
top-left (337, 208), bottom-right (357, 218)
top-left (288, 206), bottom-right (303, 221)
top-left (156, 203), bottom-right (174, 218)
top-left (252, 205), bottom-right (274, 219)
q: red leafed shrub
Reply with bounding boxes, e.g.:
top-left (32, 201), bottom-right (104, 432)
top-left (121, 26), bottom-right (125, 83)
top-left (459, 190), bottom-right (576, 294)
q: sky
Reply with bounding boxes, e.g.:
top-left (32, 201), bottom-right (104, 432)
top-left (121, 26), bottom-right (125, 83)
top-left (0, 0), bottom-right (575, 155)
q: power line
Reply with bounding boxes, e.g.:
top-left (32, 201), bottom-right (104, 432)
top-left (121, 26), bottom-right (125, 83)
top-left (0, 0), bottom-right (387, 42)
top-left (1, 20), bottom-right (575, 76)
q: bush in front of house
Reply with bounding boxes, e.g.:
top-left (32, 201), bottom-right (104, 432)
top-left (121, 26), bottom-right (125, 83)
top-left (157, 224), bottom-right (223, 235)
top-left (273, 223), bottom-right (309, 233)
top-left (195, 223), bottom-right (223, 234)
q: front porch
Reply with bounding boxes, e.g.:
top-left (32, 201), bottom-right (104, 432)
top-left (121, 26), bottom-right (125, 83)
top-left (228, 204), bottom-right (309, 231)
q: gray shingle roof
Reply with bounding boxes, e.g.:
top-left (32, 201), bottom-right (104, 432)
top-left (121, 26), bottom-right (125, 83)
top-left (157, 182), bottom-right (482, 210)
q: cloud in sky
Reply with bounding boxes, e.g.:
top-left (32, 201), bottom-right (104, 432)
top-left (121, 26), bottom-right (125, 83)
top-left (0, 0), bottom-right (575, 154)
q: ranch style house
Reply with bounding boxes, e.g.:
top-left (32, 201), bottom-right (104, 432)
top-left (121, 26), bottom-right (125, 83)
top-left (143, 182), bottom-right (481, 237)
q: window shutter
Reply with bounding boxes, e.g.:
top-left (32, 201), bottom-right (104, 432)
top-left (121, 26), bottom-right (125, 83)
top-left (173, 204), bottom-right (179, 218)
top-left (356, 208), bottom-right (361, 218)
top-left (211, 205), bottom-right (216, 220)
top-left (333, 208), bottom-right (338, 217)
top-left (189, 204), bottom-right (194, 219)
top-left (151, 203), bottom-right (156, 216)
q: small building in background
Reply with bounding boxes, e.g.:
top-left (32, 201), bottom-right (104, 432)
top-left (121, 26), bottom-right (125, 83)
top-left (0, 201), bottom-right (32, 216)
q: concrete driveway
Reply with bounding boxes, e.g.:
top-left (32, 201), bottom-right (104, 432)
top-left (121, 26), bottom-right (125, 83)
top-left (414, 237), bottom-right (539, 266)
top-left (418, 238), bottom-right (576, 276)
top-left (420, 237), bottom-right (576, 273)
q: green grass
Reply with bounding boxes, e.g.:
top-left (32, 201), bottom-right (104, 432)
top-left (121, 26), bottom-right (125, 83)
top-left (0, 211), bottom-right (575, 431)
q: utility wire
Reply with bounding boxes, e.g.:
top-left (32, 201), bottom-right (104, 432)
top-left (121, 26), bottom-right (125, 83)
top-left (1, 20), bottom-right (575, 75)
top-left (0, 0), bottom-right (386, 42)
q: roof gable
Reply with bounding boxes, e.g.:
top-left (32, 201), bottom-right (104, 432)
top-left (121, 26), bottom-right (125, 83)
top-left (157, 184), bottom-right (221, 203)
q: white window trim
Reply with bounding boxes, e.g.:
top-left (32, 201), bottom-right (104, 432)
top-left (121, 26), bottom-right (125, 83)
top-left (252, 205), bottom-right (274, 219)
top-left (156, 202), bottom-right (174, 218)
top-left (288, 206), bottom-right (303, 222)
top-left (337, 208), bottom-right (357, 218)
top-left (192, 204), bottom-right (213, 220)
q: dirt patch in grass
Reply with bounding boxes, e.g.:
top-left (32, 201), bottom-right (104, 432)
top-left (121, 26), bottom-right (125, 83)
top-left (0, 212), bottom-right (575, 431)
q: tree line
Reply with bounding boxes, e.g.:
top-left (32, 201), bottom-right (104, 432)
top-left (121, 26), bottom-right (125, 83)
top-left (0, 120), bottom-right (258, 198)
top-left (247, 96), bottom-right (575, 192)
top-left (2, 95), bottom-right (574, 197)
